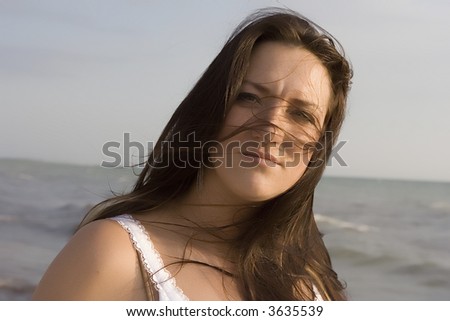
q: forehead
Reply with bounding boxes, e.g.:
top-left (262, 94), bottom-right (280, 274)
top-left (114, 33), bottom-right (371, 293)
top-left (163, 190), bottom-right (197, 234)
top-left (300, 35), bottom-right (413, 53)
top-left (245, 41), bottom-right (332, 113)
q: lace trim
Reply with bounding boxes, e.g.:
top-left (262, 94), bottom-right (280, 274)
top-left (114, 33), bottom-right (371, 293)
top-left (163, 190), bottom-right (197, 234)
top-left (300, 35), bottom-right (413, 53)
top-left (112, 214), bottom-right (189, 301)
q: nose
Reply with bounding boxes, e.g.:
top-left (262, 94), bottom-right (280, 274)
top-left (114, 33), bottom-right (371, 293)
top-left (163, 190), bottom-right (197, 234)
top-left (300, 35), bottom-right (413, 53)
top-left (250, 103), bottom-right (286, 145)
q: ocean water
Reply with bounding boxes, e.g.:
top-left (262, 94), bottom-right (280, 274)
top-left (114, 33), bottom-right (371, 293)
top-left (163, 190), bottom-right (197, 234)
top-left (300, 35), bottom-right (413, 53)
top-left (0, 158), bottom-right (449, 300)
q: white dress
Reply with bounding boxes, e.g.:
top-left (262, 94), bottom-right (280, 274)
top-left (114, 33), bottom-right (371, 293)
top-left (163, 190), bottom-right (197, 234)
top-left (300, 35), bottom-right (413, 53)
top-left (110, 214), bottom-right (323, 301)
top-left (110, 214), bottom-right (189, 300)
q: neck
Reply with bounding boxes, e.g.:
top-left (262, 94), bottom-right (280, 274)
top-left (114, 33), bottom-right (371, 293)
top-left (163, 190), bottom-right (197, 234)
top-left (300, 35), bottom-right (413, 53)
top-left (173, 188), bottom-right (257, 239)
top-left (178, 169), bottom-right (260, 226)
top-left (147, 169), bottom-right (260, 252)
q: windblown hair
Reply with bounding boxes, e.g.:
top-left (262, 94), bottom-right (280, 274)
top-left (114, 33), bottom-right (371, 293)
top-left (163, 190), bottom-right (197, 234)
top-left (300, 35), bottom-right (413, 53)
top-left (80, 8), bottom-right (353, 300)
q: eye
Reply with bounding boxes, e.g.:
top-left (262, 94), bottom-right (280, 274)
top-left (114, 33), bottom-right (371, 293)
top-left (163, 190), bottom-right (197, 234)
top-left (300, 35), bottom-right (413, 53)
top-left (236, 92), bottom-right (261, 105)
top-left (289, 108), bottom-right (315, 123)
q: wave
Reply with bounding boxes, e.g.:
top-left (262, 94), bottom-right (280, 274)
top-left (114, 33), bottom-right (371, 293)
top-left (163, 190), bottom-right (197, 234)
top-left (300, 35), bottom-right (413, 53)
top-left (0, 214), bottom-right (17, 223)
top-left (0, 277), bottom-right (34, 300)
top-left (314, 213), bottom-right (376, 232)
top-left (430, 201), bottom-right (450, 213)
top-left (327, 245), bottom-right (397, 264)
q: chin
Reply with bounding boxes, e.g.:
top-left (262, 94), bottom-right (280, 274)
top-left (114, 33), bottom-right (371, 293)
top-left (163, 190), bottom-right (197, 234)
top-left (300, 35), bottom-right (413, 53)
top-left (238, 193), bottom-right (275, 204)
top-left (231, 184), bottom-right (288, 204)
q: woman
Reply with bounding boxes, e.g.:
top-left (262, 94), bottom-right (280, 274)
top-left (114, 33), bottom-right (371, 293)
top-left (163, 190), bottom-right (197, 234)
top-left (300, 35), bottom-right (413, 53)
top-left (32, 8), bottom-right (352, 301)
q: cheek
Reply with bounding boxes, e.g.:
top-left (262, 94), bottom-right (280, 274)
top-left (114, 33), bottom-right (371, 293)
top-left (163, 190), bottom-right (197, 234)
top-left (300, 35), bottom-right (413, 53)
top-left (285, 156), bottom-right (309, 180)
top-left (279, 145), bottom-right (313, 191)
top-left (266, 166), bottom-right (307, 199)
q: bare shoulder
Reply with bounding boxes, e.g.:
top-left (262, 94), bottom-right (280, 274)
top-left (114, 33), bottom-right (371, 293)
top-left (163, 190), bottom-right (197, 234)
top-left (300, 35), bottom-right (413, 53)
top-left (32, 218), bottom-right (146, 300)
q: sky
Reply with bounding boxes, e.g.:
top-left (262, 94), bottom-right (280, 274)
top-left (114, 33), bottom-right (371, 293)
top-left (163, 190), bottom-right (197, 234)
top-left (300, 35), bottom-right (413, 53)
top-left (1, 0), bottom-right (450, 182)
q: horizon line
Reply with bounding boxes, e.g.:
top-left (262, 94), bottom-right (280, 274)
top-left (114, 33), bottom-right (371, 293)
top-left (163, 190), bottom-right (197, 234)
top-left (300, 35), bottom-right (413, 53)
top-left (1, 156), bottom-right (449, 185)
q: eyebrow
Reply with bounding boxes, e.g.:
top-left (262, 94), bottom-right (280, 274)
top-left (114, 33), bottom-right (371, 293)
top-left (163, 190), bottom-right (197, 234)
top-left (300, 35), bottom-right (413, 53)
top-left (241, 80), bottom-right (318, 110)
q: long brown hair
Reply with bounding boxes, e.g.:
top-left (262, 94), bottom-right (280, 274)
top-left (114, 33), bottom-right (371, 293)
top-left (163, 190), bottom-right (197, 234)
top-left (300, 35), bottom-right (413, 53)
top-left (80, 8), bottom-right (352, 300)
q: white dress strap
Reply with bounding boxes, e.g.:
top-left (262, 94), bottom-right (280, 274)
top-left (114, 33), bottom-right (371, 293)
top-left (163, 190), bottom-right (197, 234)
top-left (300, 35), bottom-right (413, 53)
top-left (109, 214), bottom-right (189, 301)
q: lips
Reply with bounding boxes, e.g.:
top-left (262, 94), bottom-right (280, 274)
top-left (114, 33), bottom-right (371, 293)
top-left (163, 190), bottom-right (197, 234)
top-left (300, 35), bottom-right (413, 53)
top-left (241, 150), bottom-right (281, 165)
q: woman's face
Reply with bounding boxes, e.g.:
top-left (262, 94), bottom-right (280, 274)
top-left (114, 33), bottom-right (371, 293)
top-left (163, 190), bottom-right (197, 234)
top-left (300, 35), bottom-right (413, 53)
top-left (206, 41), bottom-right (332, 204)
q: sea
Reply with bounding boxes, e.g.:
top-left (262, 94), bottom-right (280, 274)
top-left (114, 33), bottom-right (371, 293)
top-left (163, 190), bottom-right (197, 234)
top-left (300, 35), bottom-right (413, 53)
top-left (1, 158), bottom-right (449, 300)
